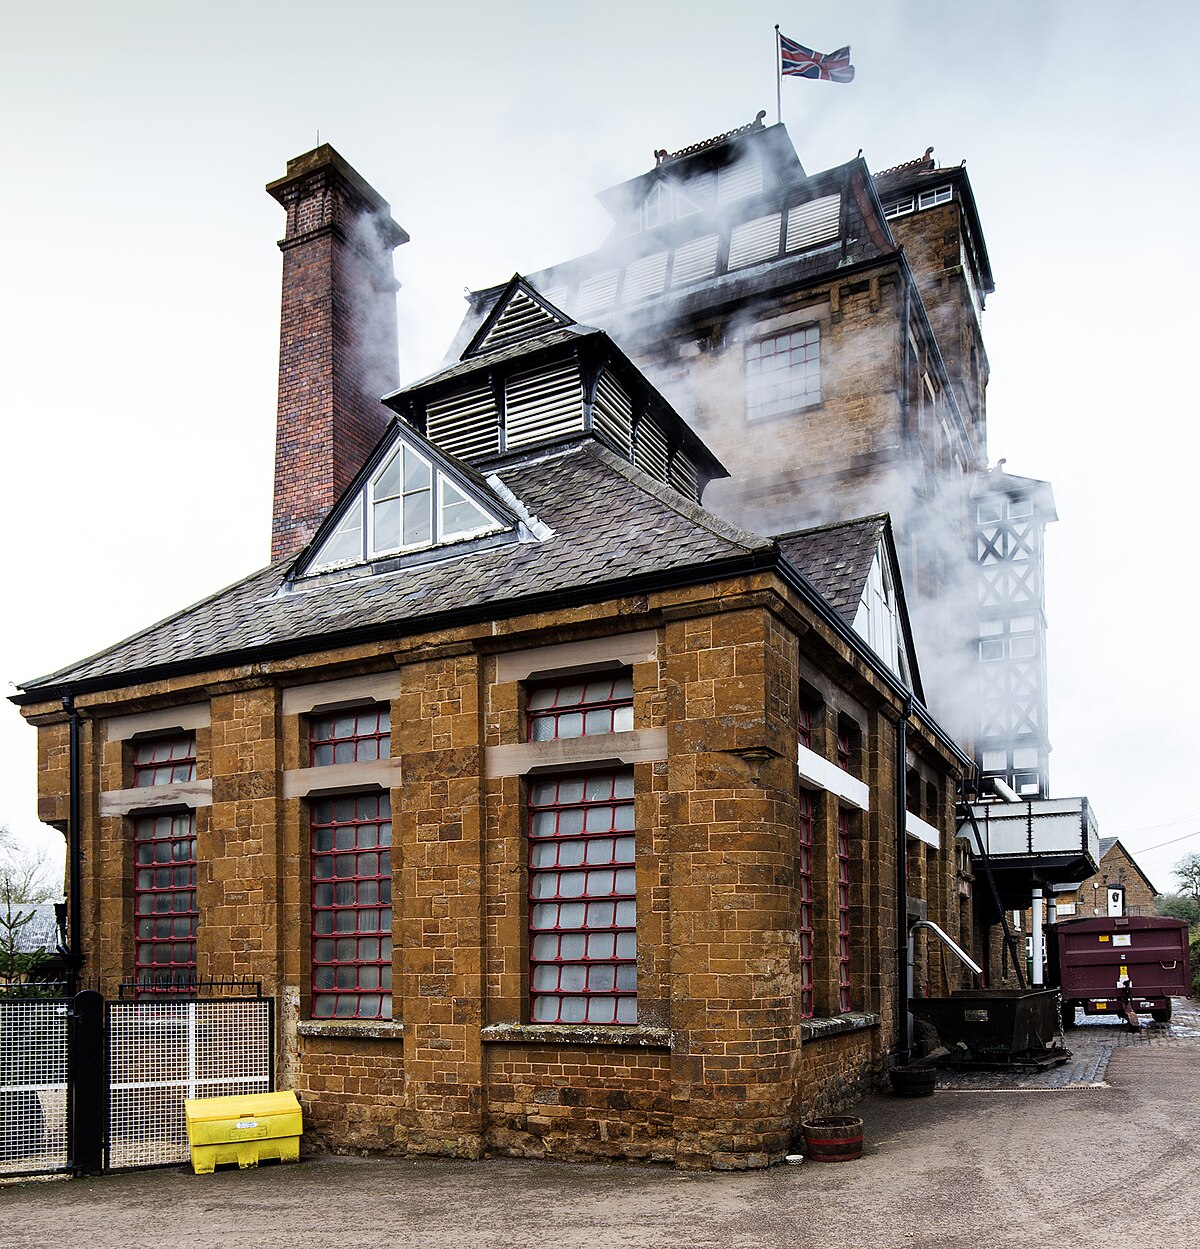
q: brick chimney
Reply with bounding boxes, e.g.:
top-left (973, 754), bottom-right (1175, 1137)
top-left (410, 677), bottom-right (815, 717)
top-left (267, 145), bottom-right (409, 562)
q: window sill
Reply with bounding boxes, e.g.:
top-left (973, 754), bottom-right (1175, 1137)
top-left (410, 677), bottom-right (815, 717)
top-left (296, 1019), bottom-right (404, 1041)
top-left (481, 1022), bottom-right (671, 1049)
top-left (800, 1012), bottom-right (880, 1042)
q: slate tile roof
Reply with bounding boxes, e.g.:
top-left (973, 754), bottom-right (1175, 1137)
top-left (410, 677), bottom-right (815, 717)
top-left (22, 441), bottom-right (770, 694)
top-left (777, 516), bottom-right (886, 626)
top-left (8, 903), bottom-right (62, 954)
top-left (390, 325), bottom-right (595, 398)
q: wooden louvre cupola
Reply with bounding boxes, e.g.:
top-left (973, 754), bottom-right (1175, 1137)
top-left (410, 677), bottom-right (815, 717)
top-left (381, 274), bottom-right (727, 503)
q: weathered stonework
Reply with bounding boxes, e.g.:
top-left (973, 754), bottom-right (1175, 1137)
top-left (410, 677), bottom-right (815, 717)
top-left (23, 576), bottom-right (971, 1168)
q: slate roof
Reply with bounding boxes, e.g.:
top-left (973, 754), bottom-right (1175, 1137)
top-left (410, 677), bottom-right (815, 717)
top-left (776, 515), bottom-right (922, 700)
top-left (20, 441), bottom-right (770, 696)
top-left (7, 903), bottom-right (62, 955)
top-left (776, 516), bottom-right (886, 626)
top-left (389, 325), bottom-right (594, 399)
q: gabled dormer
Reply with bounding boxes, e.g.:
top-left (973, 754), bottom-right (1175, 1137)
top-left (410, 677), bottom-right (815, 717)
top-left (852, 541), bottom-right (909, 686)
top-left (295, 416), bottom-right (516, 577)
top-left (383, 277), bottom-right (727, 506)
top-left (463, 276), bottom-right (573, 358)
top-left (779, 516), bottom-right (920, 697)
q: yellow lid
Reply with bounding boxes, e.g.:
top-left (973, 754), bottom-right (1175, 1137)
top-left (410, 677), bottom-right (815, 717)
top-left (184, 1090), bottom-right (300, 1123)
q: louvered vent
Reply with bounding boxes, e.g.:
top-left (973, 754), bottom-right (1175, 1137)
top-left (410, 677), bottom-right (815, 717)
top-left (576, 269), bottom-right (619, 319)
top-left (634, 415), bottom-right (669, 482)
top-left (786, 195), bottom-right (841, 253)
top-left (476, 290), bottom-right (561, 354)
top-left (668, 451), bottom-right (699, 502)
top-left (718, 157), bottom-right (763, 204)
top-left (426, 382), bottom-right (499, 460)
top-left (728, 213), bottom-right (782, 269)
top-left (538, 284), bottom-right (570, 311)
top-left (504, 362), bottom-right (583, 450)
top-left (623, 252), bottom-right (669, 303)
top-left (671, 234), bottom-right (720, 286)
top-left (682, 170), bottom-right (716, 208)
top-left (592, 371), bottom-right (633, 456)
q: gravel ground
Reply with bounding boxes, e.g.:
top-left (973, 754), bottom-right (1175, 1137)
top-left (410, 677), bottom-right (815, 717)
top-left (3, 999), bottom-right (1197, 1249)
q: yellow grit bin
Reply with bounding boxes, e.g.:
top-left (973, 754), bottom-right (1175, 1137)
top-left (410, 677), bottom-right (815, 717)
top-left (184, 1091), bottom-right (302, 1174)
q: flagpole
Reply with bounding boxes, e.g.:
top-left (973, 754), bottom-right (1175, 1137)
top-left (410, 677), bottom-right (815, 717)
top-left (774, 25), bottom-right (782, 125)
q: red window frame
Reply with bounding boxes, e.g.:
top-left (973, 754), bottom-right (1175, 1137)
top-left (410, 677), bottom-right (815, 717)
top-left (134, 811), bottom-right (198, 996)
top-left (132, 734), bottom-right (197, 788)
top-left (526, 674), bottom-right (633, 742)
top-left (309, 706), bottom-right (391, 767)
top-left (527, 770), bottom-right (637, 1025)
top-left (798, 791), bottom-right (814, 1019)
top-left (798, 697), bottom-right (818, 751)
top-left (836, 725), bottom-right (852, 772)
top-left (310, 792), bottom-right (393, 1020)
top-left (838, 809), bottom-right (852, 1012)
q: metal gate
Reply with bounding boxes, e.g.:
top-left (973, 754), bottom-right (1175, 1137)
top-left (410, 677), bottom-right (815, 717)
top-left (0, 989), bottom-right (72, 1179)
top-left (106, 994), bottom-right (273, 1169)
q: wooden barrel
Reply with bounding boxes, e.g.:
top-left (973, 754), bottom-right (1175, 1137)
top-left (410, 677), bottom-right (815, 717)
top-left (889, 1064), bottom-right (937, 1097)
top-left (801, 1115), bottom-right (863, 1162)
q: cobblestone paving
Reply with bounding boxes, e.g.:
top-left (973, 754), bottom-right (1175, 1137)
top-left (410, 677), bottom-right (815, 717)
top-left (933, 996), bottom-right (1200, 1092)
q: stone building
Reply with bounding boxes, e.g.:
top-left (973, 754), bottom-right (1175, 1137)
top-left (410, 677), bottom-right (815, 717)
top-left (455, 120), bottom-right (996, 746)
top-left (1054, 838), bottom-right (1159, 920)
top-left (13, 143), bottom-right (976, 1169)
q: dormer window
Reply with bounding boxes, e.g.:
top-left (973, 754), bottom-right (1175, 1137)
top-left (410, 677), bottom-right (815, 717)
top-left (370, 443), bottom-right (432, 553)
top-left (853, 546), bottom-right (905, 680)
top-left (643, 183), bottom-right (671, 229)
top-left (306, 426), bottom-right (507, 574)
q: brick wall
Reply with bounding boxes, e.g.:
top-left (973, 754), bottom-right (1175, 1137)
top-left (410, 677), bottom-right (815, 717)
top-left (1055, 843), bottom-right (1158, 918)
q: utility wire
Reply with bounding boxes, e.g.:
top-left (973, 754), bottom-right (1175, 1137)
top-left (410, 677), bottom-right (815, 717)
top-left (1132, 828), bottom-right (1200, 854)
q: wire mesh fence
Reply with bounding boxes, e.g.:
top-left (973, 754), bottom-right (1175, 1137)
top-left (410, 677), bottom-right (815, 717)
top-left (0, 993), bottom-right (72, 1177)
top-left (106, 996), bottom-right (273, 1169)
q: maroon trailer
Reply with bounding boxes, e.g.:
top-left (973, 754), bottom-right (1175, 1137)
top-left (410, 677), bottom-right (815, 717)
top-left (1048, 915), bottom-right (1192, 1030)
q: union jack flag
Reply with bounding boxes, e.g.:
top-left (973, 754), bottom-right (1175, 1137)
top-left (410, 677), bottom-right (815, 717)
top-left (779, 34), bottom-right (856, 83)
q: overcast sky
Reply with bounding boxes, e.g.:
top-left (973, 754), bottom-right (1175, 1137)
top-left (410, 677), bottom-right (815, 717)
top-left (2, 1), bottom-right (1198, 897)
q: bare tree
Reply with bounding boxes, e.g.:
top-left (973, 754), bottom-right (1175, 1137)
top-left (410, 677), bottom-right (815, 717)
top-left (0, 826), bottom-right (58, 985)
top-left (1174, 852), bottom-right (1200, 905)
top-left (0, 826), bottom-right (56, 907)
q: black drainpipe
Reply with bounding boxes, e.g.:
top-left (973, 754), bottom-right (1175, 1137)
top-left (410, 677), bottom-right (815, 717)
top-left (894, 696), bottom-right (912, 1066)
top-left (62, 693), bottom-right (83, 973)
top-left (900, 276), bottom-right (912, 441)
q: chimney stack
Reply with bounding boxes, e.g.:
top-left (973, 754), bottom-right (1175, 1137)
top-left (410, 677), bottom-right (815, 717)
top-left (267, 145), bottom-right (408, 562)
